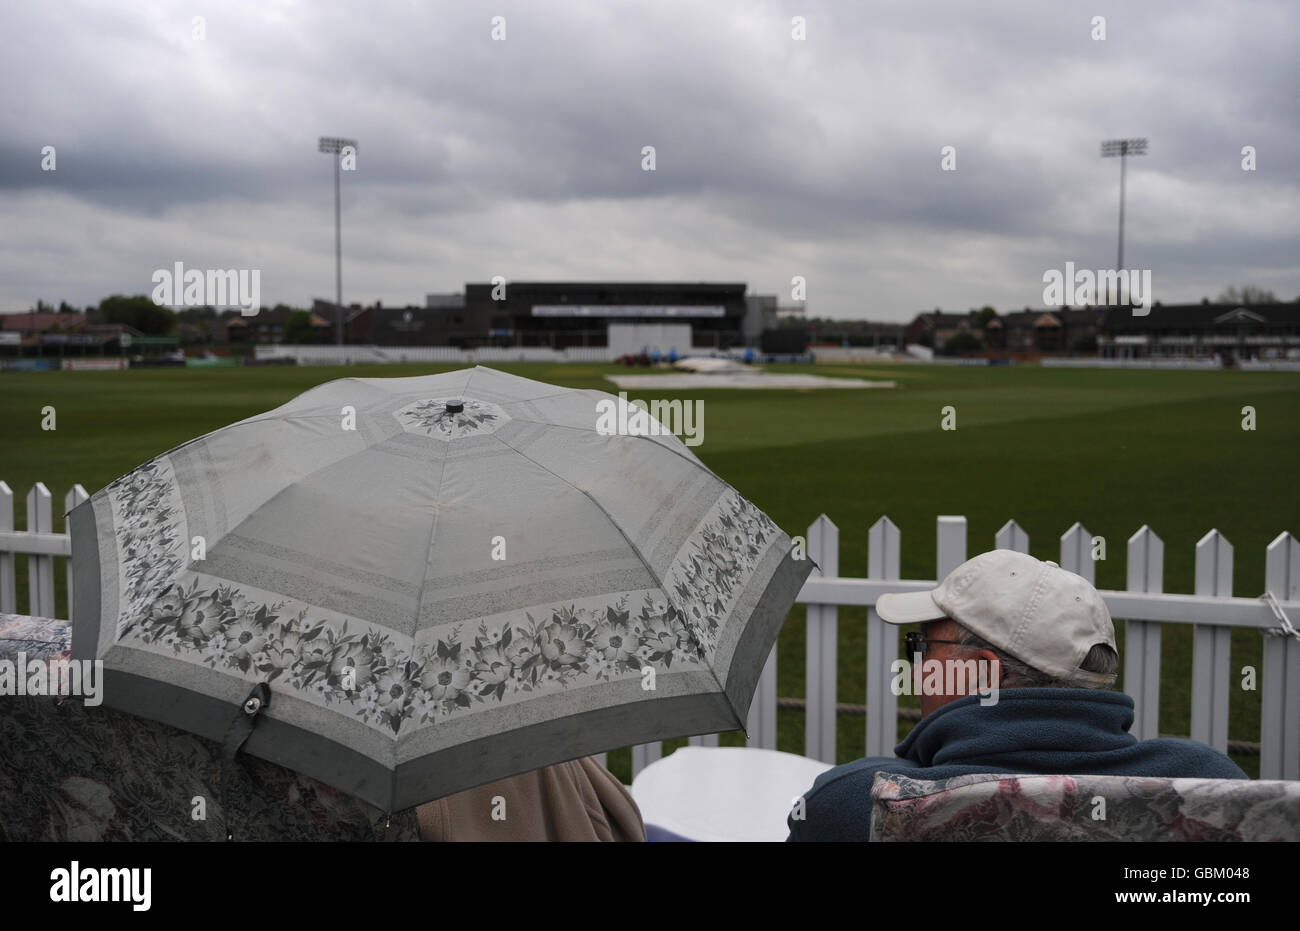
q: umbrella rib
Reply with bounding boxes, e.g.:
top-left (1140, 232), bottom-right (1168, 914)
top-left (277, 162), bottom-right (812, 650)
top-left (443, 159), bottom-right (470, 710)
top-left (485, 433), bottom-right (746, 736)
top-left (409, 437), bottom-right (454, 645)
top-left (103, 377), bottom-right (381, 484)
top-left (166, 428), bottom-right (408, 583)
top-left (500, 413), bottom-right (707, 473)
top-left (496, 387), bottom-right (582, 404)
top-left (409, 363), bottom-right (478, 653)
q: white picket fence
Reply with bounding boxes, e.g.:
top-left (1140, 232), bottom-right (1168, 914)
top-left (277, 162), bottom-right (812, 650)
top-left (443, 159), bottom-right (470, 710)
top-left (3, 481), bottom-right (1297, 781)
top-left (0, 482), bottom-right (85, 619)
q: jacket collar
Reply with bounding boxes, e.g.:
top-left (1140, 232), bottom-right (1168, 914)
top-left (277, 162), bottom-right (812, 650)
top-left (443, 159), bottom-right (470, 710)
top-left (895, 688), bottom-right (1138, 767)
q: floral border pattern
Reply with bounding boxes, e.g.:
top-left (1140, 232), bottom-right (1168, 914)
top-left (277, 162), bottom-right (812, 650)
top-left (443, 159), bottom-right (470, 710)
top-left (106, 459), bottom-right (187, 641)
top-left (105, 452), bottom-right (781, 737)
top-left (393, 397), bottom-right (509, 441)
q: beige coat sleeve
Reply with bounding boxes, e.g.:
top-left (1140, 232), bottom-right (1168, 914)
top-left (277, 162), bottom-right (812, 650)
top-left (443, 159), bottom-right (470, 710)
top-left (417, 757), bottom-right (646, 842)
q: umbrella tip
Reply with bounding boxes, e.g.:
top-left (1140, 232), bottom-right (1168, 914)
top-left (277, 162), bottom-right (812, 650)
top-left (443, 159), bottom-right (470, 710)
top-left (446, 399), bottom-right (465, 414)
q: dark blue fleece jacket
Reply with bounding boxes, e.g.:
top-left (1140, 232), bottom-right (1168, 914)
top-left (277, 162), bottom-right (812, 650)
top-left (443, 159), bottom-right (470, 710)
top-left (786, 688), bottom-right (1247, 842)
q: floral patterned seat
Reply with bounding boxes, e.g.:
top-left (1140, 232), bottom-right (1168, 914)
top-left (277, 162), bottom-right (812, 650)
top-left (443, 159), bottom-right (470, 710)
top-left (869, 770), bottom-right (1300, 841)
top-left (0, 614), bottom-right (419, 841)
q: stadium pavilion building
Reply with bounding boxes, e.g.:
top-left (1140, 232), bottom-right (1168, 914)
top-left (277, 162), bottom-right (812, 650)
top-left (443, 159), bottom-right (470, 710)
top-left (407, 282), bottom-right (777, 352)
top-left (1099, 303), bottom-right (1300, 361)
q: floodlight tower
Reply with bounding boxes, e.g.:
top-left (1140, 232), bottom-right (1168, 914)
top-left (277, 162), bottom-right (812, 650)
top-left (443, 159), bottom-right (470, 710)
top-left (318, 136), bottom-right (358, 346)
top-left (1100, 138), bottom-right (1147, 284)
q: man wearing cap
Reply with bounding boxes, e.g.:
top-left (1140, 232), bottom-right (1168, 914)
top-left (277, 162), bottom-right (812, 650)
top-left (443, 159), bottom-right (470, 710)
top-left (787, 550), bottom-right (1246, 842)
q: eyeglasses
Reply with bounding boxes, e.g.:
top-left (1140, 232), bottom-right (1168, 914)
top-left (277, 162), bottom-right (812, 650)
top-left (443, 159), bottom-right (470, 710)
top-left (904, 631), bottom-right (967, 659)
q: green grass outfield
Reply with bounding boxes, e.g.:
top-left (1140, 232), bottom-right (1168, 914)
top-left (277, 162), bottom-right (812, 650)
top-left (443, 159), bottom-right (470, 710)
top-left (2, 361), bottom-right (1298, 780)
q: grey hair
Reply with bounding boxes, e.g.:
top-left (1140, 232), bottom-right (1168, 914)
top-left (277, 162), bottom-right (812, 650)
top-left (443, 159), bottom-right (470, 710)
top-left (953, 625), bottom-right (1118, 689)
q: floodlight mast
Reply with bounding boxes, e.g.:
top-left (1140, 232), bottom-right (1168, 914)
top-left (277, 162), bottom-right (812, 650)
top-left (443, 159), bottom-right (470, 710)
top-left (1100, 138), bottom-right (1148, 292)
top-left (318, 137), bottom-right (358, 346)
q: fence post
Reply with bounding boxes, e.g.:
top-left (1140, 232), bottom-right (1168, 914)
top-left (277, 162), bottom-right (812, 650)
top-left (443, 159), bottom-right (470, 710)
top-left (1124, 525), bottom-right (1164, 741)
top-left (805, 515), bottom-right (838, 763)
top-left (1191, 530), bottom-right (1233, 753)
top-left (995, 519), bottom-right (1029, 554)
top-left (0, 482), bottom-right (13, 614)
top-left (64, 485), bottom-right (88, 620)
top-left (26, 483), bottom-right (55, 618)
top-left (936, 516), bottom-right (967, 578)
top-left (745, 644), bottom-right (778, 750)
top-left (865, 516), bottom-right (901, 757)
top-left (1059, 522), bottom-right (1094, 583)
top-left (631, 742), bottom-right (662, 779)
top-left (1262, 532), bottom-right (1300, 779)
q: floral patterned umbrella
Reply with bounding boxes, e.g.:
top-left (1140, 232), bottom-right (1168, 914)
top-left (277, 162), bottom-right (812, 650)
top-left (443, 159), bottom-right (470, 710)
top-left (69, 366), bottom-right (811, 812)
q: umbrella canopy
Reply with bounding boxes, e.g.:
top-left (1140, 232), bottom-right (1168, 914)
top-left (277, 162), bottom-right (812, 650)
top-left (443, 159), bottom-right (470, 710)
top-left (70, 366), bottom-right (811, 811)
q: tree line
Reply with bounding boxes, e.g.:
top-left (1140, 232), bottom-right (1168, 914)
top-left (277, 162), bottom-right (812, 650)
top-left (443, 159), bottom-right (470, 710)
top-left (21, 296), bottom-right (322, 344)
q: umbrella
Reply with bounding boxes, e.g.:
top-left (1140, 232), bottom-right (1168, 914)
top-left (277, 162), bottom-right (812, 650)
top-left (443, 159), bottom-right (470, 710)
top-left (70, 365), bottom-right (811, 811)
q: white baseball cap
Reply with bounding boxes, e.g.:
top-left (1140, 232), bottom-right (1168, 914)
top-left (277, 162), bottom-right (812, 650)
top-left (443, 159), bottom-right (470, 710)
top-left (876, 549), bottom-right (1116, 686)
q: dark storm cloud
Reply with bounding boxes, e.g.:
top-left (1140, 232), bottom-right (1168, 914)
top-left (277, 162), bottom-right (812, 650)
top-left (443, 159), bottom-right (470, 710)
top-left (1, 0), bottom-right (1296, 315)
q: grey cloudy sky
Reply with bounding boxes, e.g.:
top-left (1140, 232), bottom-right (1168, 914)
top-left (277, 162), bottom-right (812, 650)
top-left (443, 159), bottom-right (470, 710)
top-left (2, 0), bottom-right (1297, 320)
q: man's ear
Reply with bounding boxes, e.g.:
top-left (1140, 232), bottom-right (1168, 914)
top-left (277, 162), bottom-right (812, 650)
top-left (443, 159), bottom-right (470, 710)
top-left (972, 647), bottom-right (1002, 689)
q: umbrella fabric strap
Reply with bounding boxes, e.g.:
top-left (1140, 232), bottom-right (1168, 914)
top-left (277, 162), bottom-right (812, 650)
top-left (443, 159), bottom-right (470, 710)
top-left (219, 683), bottom-right (272, 839)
